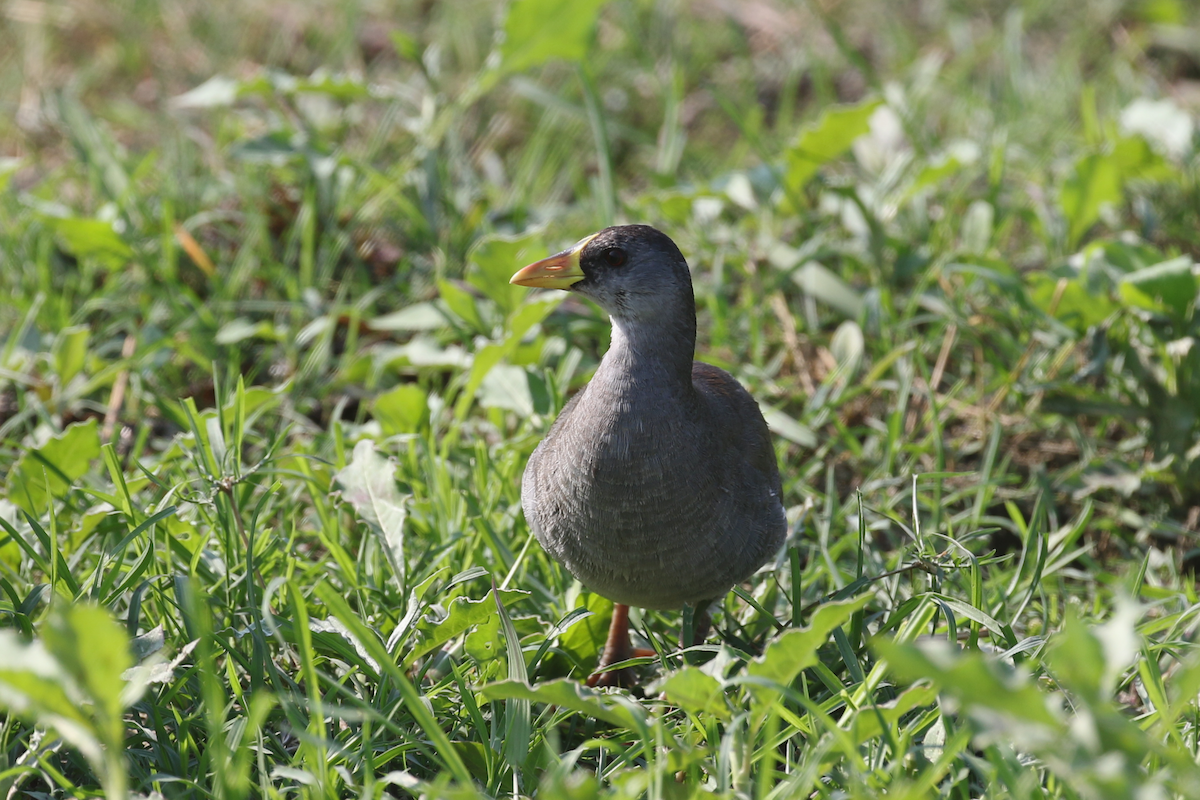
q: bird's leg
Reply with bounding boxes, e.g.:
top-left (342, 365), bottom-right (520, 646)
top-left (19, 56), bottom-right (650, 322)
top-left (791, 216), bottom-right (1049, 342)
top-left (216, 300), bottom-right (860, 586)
top-left (587, 603), bottom-right (651, 687)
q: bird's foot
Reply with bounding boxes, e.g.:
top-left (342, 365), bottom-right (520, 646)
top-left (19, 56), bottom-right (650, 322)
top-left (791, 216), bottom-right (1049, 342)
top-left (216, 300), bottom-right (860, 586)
top-left (586, 645), bottom-right (656, 687)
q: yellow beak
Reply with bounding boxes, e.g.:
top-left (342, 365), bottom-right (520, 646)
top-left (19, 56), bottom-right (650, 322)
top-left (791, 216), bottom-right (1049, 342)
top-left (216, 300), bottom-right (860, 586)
top-left (509, 234), bottom-right (598, 289)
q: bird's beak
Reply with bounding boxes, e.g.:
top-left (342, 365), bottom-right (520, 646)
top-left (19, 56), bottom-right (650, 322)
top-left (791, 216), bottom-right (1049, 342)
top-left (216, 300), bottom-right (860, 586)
top-left (509, 234), bottom-right (597, 289)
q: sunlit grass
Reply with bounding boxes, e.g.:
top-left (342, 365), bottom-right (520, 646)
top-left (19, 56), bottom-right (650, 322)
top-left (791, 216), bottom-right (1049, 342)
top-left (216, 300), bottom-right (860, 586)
top-left (2, 0), bottom-right (1200, 798)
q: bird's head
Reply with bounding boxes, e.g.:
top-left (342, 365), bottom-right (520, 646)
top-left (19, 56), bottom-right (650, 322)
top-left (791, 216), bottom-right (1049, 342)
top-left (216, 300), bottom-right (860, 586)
top-left (510, 224), bottom-right (694, 324)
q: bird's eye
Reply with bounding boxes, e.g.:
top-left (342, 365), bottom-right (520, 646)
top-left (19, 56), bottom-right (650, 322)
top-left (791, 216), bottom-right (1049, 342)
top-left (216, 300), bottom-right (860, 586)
top-left (604, 247), bottom-right (627, 267)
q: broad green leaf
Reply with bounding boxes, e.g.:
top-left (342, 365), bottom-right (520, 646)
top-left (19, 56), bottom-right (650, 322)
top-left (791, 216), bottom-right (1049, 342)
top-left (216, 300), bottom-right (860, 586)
top-left (960, 200), bottom-right (994, 254)
top-left (1111, 134), bottom-right (1172, 181)
top-left (170, 75), bottom-right (240, 108)
top-left (215, 318), bottom-right (280, 344)
top-left (395, 337), bottom-right (472, 369)
top-left (369, 302), bottom-right (450, 332)
top-left (1118, 256), bottom-right (1196, 318)
top-left (374, 384), bottom-right (429, 436)
top-left (0, 630), bottom-right (103, 765)
top-left (1061, 152), bottom-right (1122, 247)
top-left (479, 364), bottom-right (535, 416)
top-left (1166, 650), bottom-right (1200, 723)
top-left (389, 30), bottom-right (422, 62)
top-left (830, 321), bottom-right (865, 379)
top-left (291, 72), bottom-right (371, 101)
top-left (509, 297), bottom-right (560, 345)
top-left (55, 218), bottom-right (132, 270)
top-left (464, 609), bottom-right (503, 666)
top-left (746, 594), bottom-right (871, 704)
top-left (454, 741), bottom-right (493, 785)
top-left (1060, 137), bottom-right (1170, 249)
top-left (454, 297), bottom-right (561, 422)
top-left (438, 280), bottom-right (486, 333)
top-left (468, 233), bottom-right (546, 316)
top-left (1047, 604), bottom-right (1139, 703)
top-left (385, 568), bottom-right (450, 651)
top-left (175, 72), bottom-right (374, 109)
top-left (783, 98), bottom-right (882, 197)
top-left (454, 342), bottom-right (506, 422)
top-left (1131, 0), bottom-right (1185, 24)
top-left (480, 678), bottom-right (646, 730)
top-left (505, 294), bottom-right (563, 343)
top-left (240, 71), bottom-right (370, 101)
top-left (403, 588), bottom-right (528, 668)
top-left (0, 157), bottom-right (21, 192)
top-left (760, 406), bottom-right (817, 447)
top-left (0, 603), bottom-right (139, 796)
top-left (498, 0), bottom-right (610, 75)
top-left (874, 638), bottom-right (1061, 728)
top-left (791, 261), bottom-right (863, 318)
top-left (1027, 273), bottom-right (1117, 331)
top-left (42, 604), bottom-right (136, 746)
top-left (907, 141), bottom-right (979, 196)
top-left (332, 440), bottom-right (408, 585)
top-left (165, 514), bottom-right (203, 555)
top-left (303, 617), bottom-right (382, 676)
top-left (128, 625), bottom-right (166, 662)
top-left (53, 325), bottom-right (90, 385)
top-left (661, 667), bottom-right (730, 720)
top-left (7, 419), bottom-right (102, 513)
top-left (557, 592), bottom-right (612, 672)
top-left (1099, 238), bottom-right (1166, 275)
top-left (849, 683), bottom-right (939, 744)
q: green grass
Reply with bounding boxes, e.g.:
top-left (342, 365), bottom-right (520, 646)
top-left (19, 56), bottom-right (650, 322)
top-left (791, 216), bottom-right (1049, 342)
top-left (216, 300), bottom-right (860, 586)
top-left (2, 0), bottom-right (1200, 797)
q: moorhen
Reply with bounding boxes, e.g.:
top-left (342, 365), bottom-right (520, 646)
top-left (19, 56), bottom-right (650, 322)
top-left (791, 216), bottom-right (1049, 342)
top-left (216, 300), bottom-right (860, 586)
top-left (510, 225), bottom-right (786, 686)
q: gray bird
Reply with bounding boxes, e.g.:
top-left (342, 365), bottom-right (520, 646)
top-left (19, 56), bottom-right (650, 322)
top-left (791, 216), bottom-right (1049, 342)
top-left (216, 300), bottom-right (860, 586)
top-left (510, 225), bottom-right (786, 686)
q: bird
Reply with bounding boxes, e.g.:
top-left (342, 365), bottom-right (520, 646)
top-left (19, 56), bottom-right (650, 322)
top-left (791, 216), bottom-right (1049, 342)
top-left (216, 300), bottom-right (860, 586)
top-left (509, 224), bottom-right (787, 687)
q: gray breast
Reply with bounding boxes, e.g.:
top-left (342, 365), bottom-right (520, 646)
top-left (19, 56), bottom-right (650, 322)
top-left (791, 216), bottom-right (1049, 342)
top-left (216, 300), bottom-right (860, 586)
top-left (521, 366), bottom-right (786, 610)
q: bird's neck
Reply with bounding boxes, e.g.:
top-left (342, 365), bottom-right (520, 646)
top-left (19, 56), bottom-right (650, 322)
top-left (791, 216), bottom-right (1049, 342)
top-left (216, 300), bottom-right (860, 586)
top-left (600, 307), bottom-right (697, 391)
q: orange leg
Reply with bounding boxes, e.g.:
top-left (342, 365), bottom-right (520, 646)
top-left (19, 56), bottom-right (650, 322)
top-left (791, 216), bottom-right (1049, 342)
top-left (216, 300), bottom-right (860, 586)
top-left (587, 604), bottom-right (652, 687)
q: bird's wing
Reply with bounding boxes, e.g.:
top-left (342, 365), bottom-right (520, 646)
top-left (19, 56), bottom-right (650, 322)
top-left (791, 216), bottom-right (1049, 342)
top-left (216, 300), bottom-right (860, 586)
top-left (690, 361), bottom-right (783, 497)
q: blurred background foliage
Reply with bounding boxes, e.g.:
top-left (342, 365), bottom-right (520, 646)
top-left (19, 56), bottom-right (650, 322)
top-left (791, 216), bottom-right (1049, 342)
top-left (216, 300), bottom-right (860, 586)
top-left (2, 0), bottom-right (1200, 797)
